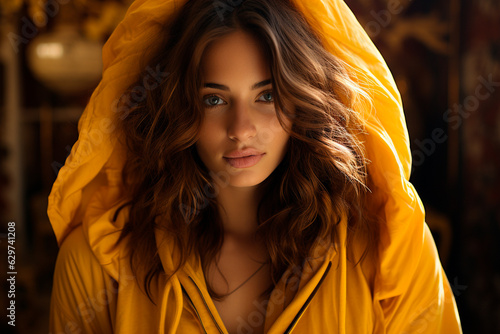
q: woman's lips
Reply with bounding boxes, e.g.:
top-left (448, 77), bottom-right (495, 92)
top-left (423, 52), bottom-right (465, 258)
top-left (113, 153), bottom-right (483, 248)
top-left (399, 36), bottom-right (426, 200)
top-left (223, 153), bottom-right (265, 168)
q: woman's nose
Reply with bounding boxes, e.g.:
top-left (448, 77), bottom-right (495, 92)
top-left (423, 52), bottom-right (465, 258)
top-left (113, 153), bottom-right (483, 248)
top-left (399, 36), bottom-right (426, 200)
top-left (227, 102), bottom-right (257, 142)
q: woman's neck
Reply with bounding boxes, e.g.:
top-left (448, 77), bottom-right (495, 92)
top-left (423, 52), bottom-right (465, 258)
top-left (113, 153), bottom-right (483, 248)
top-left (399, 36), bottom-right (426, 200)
top-left (215, 183), bottom-right (264, 238)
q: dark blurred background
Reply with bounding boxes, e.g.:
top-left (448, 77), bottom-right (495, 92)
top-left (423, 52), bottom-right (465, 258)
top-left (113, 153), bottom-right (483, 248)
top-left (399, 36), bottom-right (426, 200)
top-left (0, 0), bottom-right (499, 333)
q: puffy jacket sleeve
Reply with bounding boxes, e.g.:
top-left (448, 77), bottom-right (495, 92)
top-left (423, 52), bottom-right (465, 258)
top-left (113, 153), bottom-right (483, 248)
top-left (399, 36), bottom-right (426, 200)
top-left (49, 225), bottom-right (117, 334)
top-left (379, 223), bottom-right (462, 333)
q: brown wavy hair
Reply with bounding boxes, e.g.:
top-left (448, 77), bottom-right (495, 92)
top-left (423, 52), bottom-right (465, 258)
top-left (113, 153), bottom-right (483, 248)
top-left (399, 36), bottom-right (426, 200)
top-left (114, 0), bottom-right (379, 303)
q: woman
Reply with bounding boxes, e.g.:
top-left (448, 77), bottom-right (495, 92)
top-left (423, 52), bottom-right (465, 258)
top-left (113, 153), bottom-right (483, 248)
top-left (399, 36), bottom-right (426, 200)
top-left (48, 0), bottom-right (462, 333)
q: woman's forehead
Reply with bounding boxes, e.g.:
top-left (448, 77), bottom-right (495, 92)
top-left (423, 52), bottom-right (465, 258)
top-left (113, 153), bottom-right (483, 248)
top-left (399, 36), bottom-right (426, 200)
top-left (200, 30), bottom-right (271, 82)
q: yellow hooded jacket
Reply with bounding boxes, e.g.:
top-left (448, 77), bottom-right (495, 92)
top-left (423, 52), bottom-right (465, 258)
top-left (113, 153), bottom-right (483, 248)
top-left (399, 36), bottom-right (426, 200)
top-left (48, 0), bottom-right (462, 333)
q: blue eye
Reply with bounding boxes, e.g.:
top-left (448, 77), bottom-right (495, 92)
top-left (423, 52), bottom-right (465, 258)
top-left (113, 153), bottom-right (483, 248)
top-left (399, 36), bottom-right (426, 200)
top-left (203, 95), bottom-right (225, 107)
top-left (258, 91), bottom-right (274, 103)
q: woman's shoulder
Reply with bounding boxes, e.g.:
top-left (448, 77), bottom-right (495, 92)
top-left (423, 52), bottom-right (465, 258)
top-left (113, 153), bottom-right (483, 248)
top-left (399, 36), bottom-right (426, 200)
top-left (55, 224), bottom-right (101, 270)
top-left (50, 224), bottom-right (117, 333)
top-left (52, 223), bottom-right (122, 291)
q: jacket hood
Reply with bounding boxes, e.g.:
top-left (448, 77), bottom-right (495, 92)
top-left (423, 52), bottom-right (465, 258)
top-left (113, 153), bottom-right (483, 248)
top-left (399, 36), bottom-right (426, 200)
top-left (48, 0), bottom-right (425, 321)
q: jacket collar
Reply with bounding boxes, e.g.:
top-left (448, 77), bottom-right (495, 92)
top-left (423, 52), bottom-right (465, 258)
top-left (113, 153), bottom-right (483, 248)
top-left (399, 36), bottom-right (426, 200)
top-left (155, 225), bottom-right (342, 333)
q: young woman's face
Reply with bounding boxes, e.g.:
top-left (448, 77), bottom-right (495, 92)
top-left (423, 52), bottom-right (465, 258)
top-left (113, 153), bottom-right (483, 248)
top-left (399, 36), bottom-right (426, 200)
top-left (196, 30), bottom-right (292, 188)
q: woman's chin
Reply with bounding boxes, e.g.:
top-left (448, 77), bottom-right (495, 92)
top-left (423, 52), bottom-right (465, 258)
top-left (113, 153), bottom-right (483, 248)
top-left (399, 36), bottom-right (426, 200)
top-left (223, 174), bottom-right (269, 189)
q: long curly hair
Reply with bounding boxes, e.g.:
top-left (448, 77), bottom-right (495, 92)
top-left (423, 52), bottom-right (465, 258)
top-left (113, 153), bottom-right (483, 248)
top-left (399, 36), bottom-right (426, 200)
top-left (114, 0), bottom-right (379, 303)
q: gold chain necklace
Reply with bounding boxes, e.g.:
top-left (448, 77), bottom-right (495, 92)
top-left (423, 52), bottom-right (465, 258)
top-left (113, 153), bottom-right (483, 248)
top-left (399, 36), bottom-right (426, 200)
top-left (223, 261), bottom-right (269, 297)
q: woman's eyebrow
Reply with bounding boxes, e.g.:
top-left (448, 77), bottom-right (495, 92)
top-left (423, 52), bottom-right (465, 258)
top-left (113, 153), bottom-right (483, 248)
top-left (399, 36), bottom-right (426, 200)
top-left (203, 79), bottom-right (272, 91)
top-left (251, 79), bottom-right (272, 89)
